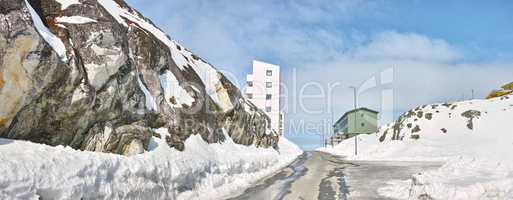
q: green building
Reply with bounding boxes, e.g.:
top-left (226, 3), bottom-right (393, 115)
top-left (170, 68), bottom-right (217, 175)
top-left (332, 107), bottom-right (379, 142)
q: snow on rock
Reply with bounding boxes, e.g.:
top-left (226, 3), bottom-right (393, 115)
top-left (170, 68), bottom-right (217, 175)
top-left (190, 60), bottom-right (234, 111)
top-left (136, 74), bottom-right (158, 112)
top-left (159, 70), bottom-right (195, 108)
top-left (318, 94), bottom-right (513, 199)
top-left (56, 16), bottom-right (97, 24)
top-left (97, 0), bottom-right (234, 111)
top-left (0, 133), bottom-right (302, 200)
top-left (55, 0), bottom-right (81, 10)
top-left (96, 0), bottom-right (130, 27)
top-left (25, 0), bottom-right (67, 61)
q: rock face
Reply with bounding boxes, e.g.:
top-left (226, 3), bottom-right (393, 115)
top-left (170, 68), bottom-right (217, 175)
top-left (487, 82), bottom-right (513, 99)
top-left (0, 0), bottom-right (278, 155)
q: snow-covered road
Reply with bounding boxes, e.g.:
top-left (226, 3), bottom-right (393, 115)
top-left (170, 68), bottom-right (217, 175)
top-left (230, 151), bottom-right (442, 200)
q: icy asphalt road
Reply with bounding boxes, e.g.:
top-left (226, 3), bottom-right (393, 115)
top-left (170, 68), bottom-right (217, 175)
top-left (229, 151), bottom-right (442, 200)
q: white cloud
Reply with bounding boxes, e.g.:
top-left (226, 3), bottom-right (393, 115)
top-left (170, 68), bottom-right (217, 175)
top-left (353, 31), bottom-right (462, 63)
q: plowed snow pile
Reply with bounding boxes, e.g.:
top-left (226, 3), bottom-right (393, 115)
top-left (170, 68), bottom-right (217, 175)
top-left (0, 131), bottom-right (302, 200)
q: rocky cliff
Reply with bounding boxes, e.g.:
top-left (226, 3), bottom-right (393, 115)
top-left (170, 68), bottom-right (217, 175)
top-left (0, 0), bottom-right (278, 155)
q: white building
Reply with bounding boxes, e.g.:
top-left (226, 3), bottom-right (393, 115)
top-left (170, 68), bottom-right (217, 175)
top-left (245, 60), bottom-right (284, 135)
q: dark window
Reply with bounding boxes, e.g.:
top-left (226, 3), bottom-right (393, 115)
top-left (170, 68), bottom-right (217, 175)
top-left (266, 106), bottom-right (272, 112)
top-left (266, 70), bottom-right (272, 76)
top-left (266, 82), bottom-right (272, 88)
top-left (247, 94), bottom-right (253, 99)
top-left (247, 81), bottom-right (253, 87)
top-left (361, 123), bottom-right (365, 127)
top-left (266, 94), bottom-right (272, 100)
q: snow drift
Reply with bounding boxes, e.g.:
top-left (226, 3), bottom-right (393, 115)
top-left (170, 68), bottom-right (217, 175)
top-left (319, 94), bottom-right (513, 199)
top-left (0, 130), bottom-right (302, 199)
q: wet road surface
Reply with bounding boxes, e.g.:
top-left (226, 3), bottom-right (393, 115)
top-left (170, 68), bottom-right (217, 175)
top-left (230, 151), bottom-right (442, 200)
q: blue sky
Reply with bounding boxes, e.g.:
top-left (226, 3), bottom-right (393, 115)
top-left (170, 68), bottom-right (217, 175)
top-left (128, 0), bottom-right (513, 150)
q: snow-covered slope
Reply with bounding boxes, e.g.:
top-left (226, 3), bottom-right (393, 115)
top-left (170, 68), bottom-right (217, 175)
top-left (320, 95), bottom-right (513, 161)
top-left (319, 94), bottom-right (513, 199)
top-left (0, 129), bottom-right (302, 200)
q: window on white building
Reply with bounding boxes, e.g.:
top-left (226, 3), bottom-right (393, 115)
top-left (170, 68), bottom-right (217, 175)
top-left (247, 94), bottom-right (253, 99)
top-left (266, 82), bottom-right (272, 88)
top-left (266, 70), bottom-right (272, 76)
top-left (266, 94), bottom-right (272, 100)
top-left (247, 81), bottom-right (253, 87)
top-left (266, 106), bottom-right (272, 112)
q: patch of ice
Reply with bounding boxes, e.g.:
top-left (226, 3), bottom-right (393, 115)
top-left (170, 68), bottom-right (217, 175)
top-left (25, 0), bottom-right (67, 61)
top-left (56, 16), bottom-right (96, 24)
top-left (159, 70), bottom-right (194, 108)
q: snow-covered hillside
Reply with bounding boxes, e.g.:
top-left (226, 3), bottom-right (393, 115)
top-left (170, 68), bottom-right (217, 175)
top-left (0, 129), bottom-right (302, 200)
top-left (319, 94), bottom-right (513, 199)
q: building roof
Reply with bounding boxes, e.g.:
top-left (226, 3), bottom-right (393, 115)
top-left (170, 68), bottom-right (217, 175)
top-left (334, 107), bottom-right (379, 125)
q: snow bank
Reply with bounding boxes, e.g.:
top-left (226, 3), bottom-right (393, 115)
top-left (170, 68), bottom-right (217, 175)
top-left (378, 157), bottom-right (513, 199)
top-left (0, 132), bottom-right (302, 200)
top-left (318, 95), bottom-right (513, 199)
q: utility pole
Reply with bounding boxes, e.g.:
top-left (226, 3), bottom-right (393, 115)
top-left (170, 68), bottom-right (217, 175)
top-left (472, 89), bottom-right (475, 99)
top-left (349, 86), bottom-right (358, 156)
